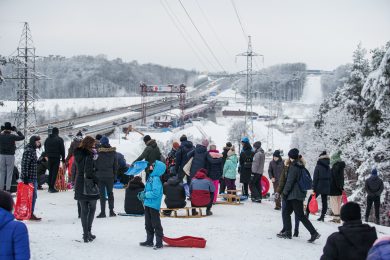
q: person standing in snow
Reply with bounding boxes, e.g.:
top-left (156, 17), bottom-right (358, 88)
top-left (20, 135), bottom-right (42, 221)
top-left (132, 135), bottom-right (162, 181)
top-left (206, 144), bottom-right (223, 202)
top-left (251, 141), bottom-right (265, 203)
top-left (239, 137), bottom-right (254, 197)
top-left (138, 160), bottom-right (166, 250)
top-left (95, 136), bottom-right (118, 218)
top-left (268, 150), bottom-right (284, 210)
top-left (223, 146), bottom-right (238, 192)
top-left (175, 135), bottom-right (194, 180)
top-left (0, 122), bottom-right (25, 192)
top-left (74, 136), bottom-right (100, 243)
top-left (163, 141), bottom-right (180, 182)
top-left (329, 151), bottom-right (346, 223)
top-left (306, 151), bottom-right (331, 221)
top-left (37, 152), bottom-right (48, 190)
top-left (0, 190), bottom-right (30, 259)
top-left (365, 168), bottom-right (384, 224)
top-left (220, 141), bottom-right (232, 194)
top-left (44, 127), bottom-right (66, 193)
top-left (320, 202), bottom-right (377, 260)
top-left (187, 139), bottom-right (209, 185)
top-left (278, 148), bottom-right (320, 243)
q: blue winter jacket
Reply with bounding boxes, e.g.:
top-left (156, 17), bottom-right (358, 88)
top-left (144, 160), bottom-right (166, 210)
top-left (367, 239), bottom-right (390, 260)
top-left (0, 208), bottom-right (30, 260)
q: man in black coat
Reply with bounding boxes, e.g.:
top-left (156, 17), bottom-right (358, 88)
top-left (0, 122), bottom-right (25, 192)
top-left (163, 175), bottom-right (186, 216)
top-left (321, 202), bottom-right (377, 260)
top-left (94, 136), bottom-right (118, 218)
top-left (175, 135), bottom-right (194, 180)
top-left (239, 137), bottom-right (253, 197)
top-left (365, 168), bottom-right (384, 224)
top-left (187, 139), bottom-right (209, 184)
top-left (132, 135), bottom-right (162, 180)
top-left (306, 151), bottom-right (331, 221)
top-left (44, 127), bottom-right (65, 193)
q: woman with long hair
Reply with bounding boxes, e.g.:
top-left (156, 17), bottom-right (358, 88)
top-left (74, 136), bottom-right (100, 243)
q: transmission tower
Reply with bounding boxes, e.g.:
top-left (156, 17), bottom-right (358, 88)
top-left (14, 22), bottom-right (38, 146)
top-left (236, 36), bottom-right (263, 139)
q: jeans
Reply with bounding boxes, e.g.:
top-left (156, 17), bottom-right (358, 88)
top-left (366, 195), bottom-right (380, 220)
top-left (98, 178), bottom-right (114, 213)
top-left (249, 174), bottom-right (262, 199)
top-left (144, 206), bottom-right (163, 246)
top-left (0, 154), bottom-right (15, 191)
top-left (283, 199), bottom-right (316, 235)
top-left (281, 198), bottom-right (299, 232)
top-left (79, 200), bottom-right (97, 235)
top-left (48, 157), bottom-right (60, 190)
top-left (32, 181), bottom-right (38, 213)
top-left (306, 193), bottom-right (328, 218)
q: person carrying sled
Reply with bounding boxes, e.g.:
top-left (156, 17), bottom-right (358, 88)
top-left (251, 141), bottom-right (265, 203)
top-left (223, 146), bottom-right (238, 192)
top-left (329, 151), bottom-right (346, 223)
top-left (132, 135), bottom-right (162, 181)
top-left (124, 176), bottom-right (145, 215)
top-left (190, 168), bottom-right (215, 216)
top-left (239, 137), bottom-right (253, 197)
top-left (365, 168), bottom-right (384, 224)
top-left (138, 160), bottom-right (166, 250)
top-left (20, 135), bottom-right (42, 221)
top-left (268, 150), bottom-right (284, 210)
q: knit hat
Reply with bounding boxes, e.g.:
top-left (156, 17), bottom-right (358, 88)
top-left (253, 141), bottom-right (261, 149)
top-left (95, 134), bottom-right (103, 141)
top-left (330, 151), bottom-right (342, 166)
top-left (226, 142), bottom-right (232, 148)
top-left (340, 202), bottom-right (361, 222)
top-left (143, 135), bottom-right (151, 143)
top-left (0, 190), bottom-right (14, 212)
top-left (202, 139), bottom-right (209, 147)
top-left (273, 150), bottom-right (281, 158)
top-left (173, 141), bottom-right (180, 150)
top-left (288, 148), bottom-right (299, 160)
top-left (52, 127), bottom-right (59, 135)
top-left (100, 136), bottom-right (109, 146)
top-left (3, 122), bottom-right (12, 131)
top-left (319, 151), bottom-right (327, 157)
top-left (371, 168), bottom-right (378, 176)
top-left (180, 135), bottom-right (187, 142)
top-left (241, 137), bottom-right (249, 143)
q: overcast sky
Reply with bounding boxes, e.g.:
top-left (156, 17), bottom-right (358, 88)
top-left (1, 0), bottom-right (389, 72)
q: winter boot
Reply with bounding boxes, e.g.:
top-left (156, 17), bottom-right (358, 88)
top-left (317, 216), bottom-right (325, 222)
top-left (30, 214), bottom-right (42, 221)
top-left (277, 231), bottom-right (292, 239)
top-left (83, 234), bottom-right (90, 243)
top-left (96, 212), bottom-right (106, 218)
top-left (375, 218), bottom-right (380, 225)
top-left (109, 210), bottom-right (116, 217)
top-left (153, 244), bottom-right (163, 250)
top-left (192, 209), bottom-right (198, 216)
top-left (206, 210), bottom-right (213, 216)
top-left (139, 241), bottom-right (154, 247)
top-left (293, 230), bottom-right (299, 237)
top-left (88, 231), bottom-right (96, 241)
top-left (308, 232), bottom-right (321, 243)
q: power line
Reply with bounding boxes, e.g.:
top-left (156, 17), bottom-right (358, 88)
top-left (178, 0), bottom-right (226, 72)
top-left (160, 0), bottom-right (210, 71)
top-left (230, 0), bottom-right (247, 43)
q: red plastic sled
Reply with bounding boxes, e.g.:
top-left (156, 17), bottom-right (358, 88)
top-left (261, 176), bottom-right (270, 197)
top-left (163, 236), bottom-right (207, 248)
top-left (14, 183), bottom-right (34, 220)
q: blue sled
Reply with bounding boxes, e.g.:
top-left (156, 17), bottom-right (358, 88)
top-left (125, 161), bottom-right (149, 176)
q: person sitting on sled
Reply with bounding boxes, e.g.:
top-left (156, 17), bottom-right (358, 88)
top-left (190, 168), bottom-right (215, 216)
top-left (125, 176), bottom-right (145, 215)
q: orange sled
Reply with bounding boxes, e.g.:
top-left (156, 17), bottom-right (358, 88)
top-left (163, 236), bottom-right (207, 248)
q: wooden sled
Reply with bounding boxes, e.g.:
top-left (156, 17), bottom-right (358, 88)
top-left (160, 207), bottom-right (207, 218)
top-left (216, 190), bottom-right (242, 205)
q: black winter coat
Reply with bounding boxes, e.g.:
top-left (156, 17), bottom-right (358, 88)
top-left (65, 137), bottom-right (82, 162)
top-left (330, 161), bottom-right (345, 196)
top-left (163, 177), bottom-right (186, 208)
top-left (21, 144), bottom-right (38, 182)
top-left (239, 143), bottom-right (254, 184)
top-left (268, 158), bottom-right (284, 182)
top-left (283, 160), bottom-right (307, 201)
top-left (125, 182), bottom-right (145, 215)
top-left (175, 140), bottom-right (194, 178)
top-left (133, 139), bottom-right (161, 175)
top-left (365, 175), bottom-right (384, 197)
top-left (44, 134), bottom-right (65, 160)
top-left (73, 148), bottom-right (99, 201)
top-left (320, 220), bottom-right (377, 260)
top-left (0, 131), bottom-right (25, 155)
top-left (94, 146), bottom-right (118, 180)
top-left (188, 144), bottom-right (208, 178)
top-left (313, 157), bottom-right (331, 195)
top-left (206, 150), bottom-right (223, 181)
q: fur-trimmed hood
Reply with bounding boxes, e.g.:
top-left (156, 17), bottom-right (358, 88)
top-left (97, 146), bottom-right (116, 153)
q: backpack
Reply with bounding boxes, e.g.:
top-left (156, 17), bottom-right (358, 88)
top-left (242, 150), bottom-right (254, 169)
top-left (298, 167), bottom-right (312, 192)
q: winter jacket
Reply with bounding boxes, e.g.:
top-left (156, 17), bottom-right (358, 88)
top-left (144, 160), bottom-right (165, 210)
top-left (44, 133), bottom-right (65, 160)
top-left (94, 146), bottom-right (118, 180)
top-left (125, 181), bottom-right (145, 215)
top-left (276, 160), bottom-right (290, 194)
top-left (165, 148), bottom-right (177, 175)
top-left (188, 144), bottom-right (208, 178)
top-left (133, 139), bottom-right (162, 175)
top-left (190, 170), bottom-right (215, 207)
top-left (239, 143), bottom-right (254, 184)
top-left (252, 147), bottom-right (265, 174)
top-left (313, 156), bottom-right (331, 195)
top-left (65, 136), bottom-right (82, 162)
top-left (116, 152), bottom-right (127, 169)
top-left (175, 140), bottom-right (194, 178)
top-left (365, 175), bottom-right (384, 197)
top-left (282, 160), bottom-right (307, 201)
top-left (163, 176), bottom-right (186, 209)
top-left (367, 237), bottom-right (390, 260)
top-left (0, 130), bottom-right (25, 155)
top-left (268, 158), bottom-right (284, 182)
top-left (320, 220), bottom-right (377, 260)
top-left (73, 147), bottom-right (100, 201)
top-left (223, 153), bottom-right (238, 179)
top-left (21, 143), bottom-right (38, 183)
top-left (0, 208), bottom-right (30, 260)
top-left (206, 150), bottom-right (223, 180)
top-left (330, 161), bottom-right (346, 196)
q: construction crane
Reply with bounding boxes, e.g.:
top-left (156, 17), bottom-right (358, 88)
top-left (123, 125), bottom-right (145, 140)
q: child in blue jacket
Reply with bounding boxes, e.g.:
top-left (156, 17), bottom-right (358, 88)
top-left (0, 190), bottom-right (30, 260)
top-left (138, 160), bottom-right (166, 250)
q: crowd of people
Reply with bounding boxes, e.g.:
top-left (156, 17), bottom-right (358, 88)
top-left (0, 120), bottom-right (388, 258)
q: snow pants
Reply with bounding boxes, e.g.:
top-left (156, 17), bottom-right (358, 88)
top-left (283, 199), bottom-right (316, 236)
top-left (225, 178), bottom-right (236, 191)
top-left (98, 178), bottom-right (114, 214)
top-left (144, 206), bottom-right (163, 246)
top-left (0, 154), bottom-right (15, 191)
top-left (48, 157), bottom-right (60, 190)
top-left (79, 199), bottom-right (97, 235)
top-left (366, 195), bottom-right (380, 221)
top-left (249, 174), bottom-right (262, 200)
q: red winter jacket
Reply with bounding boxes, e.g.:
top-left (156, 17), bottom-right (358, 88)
top-left (190, 170), bottom-right (215, 206)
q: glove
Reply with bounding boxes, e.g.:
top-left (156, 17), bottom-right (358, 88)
top-left (12, 126), bottom-right (17, 132)
top-left (274, 192), bottom-right (280, 200)
top-left (23, 179), bottom-right (29, 185)
top-left (137, 191), bottom-right (145, 202)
